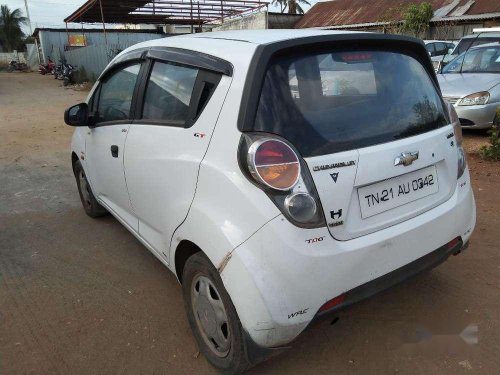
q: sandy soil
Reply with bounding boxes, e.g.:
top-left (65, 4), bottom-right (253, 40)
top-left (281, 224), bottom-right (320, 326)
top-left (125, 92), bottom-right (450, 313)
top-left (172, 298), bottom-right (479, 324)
top-left (0, 73), bottom-right (499, 375)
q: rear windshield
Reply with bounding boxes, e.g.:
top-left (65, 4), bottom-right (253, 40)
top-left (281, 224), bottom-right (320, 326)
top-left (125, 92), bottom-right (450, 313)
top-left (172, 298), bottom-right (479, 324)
top-left (253, 50), bottom-right (448, 157)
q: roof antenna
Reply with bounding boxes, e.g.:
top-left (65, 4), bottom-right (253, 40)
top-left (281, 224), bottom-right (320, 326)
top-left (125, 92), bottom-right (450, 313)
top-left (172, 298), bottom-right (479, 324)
top-left (459, 32), bottom-right (482, 73)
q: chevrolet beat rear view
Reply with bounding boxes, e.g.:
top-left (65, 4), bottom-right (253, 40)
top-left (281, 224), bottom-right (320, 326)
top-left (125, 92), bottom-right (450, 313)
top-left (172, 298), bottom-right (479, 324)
top-left (64, 30), bottom-right (476, 374)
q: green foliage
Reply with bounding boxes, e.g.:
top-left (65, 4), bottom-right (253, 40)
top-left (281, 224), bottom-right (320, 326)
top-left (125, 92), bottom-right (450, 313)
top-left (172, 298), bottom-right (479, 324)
top-left (273, 0), bottom-right (310, 14)
top-left (0, 5), bottom-right (27, 52)
top-left (480, 109), bottom-right (500, 161)
top-left (402, 2), bottom-right (433, 37)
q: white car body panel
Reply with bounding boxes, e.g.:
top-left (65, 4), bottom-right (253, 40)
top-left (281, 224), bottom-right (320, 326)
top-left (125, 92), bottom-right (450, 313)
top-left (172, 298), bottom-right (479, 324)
top-left (124, 75), bottom-right (233, 262)
top-left (68, 30), bottom-right (477, 353)
top-left (86, 125), bottom-right (138, 229)
top-left (223, 169), bottom-right (475, 347)
top-left (306, 125), bottom-right (458, 240)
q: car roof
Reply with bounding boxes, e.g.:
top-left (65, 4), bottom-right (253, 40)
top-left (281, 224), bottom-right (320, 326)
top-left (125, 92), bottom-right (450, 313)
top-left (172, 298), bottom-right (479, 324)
top-left (176, 29), bottom-right (365, 44)
top-left (461, 32), bottom-right (500, 39)
top-left (118, 29), bottom-right (367, 72)
top-left (424, 40), bottom-right (455, 44)
top-left (470, 42), bottom-right (500, 49)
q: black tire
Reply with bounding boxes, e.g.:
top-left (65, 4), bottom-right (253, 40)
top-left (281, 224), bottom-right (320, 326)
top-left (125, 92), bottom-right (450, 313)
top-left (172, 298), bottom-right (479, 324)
top-left (63, 77), bottom-right (70, 86)
top-left (182, 253), bottom-right (252, 374)
top-left (73, 160), bottom-right (107, 218)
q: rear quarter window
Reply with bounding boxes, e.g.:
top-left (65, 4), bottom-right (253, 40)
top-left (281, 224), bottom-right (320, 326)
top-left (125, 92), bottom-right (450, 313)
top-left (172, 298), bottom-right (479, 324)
top-left (253, 50), bottom-right (448, 157)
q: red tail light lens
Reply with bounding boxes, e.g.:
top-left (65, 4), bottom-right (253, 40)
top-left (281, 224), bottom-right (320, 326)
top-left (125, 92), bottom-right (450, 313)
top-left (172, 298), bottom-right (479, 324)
top-left (248, 139), bottom-right (300, 191)
top-left (318, 294), bottom-right (346, 313)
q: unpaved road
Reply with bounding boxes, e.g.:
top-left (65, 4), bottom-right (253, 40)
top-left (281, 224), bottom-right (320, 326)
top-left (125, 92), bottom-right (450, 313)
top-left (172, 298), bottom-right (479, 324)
top-left (1, 73), bottom-right (499, 375)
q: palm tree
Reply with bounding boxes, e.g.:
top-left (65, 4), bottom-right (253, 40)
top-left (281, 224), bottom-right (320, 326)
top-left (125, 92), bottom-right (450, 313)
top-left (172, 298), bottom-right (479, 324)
top-left (287, 0), bottom-right (310, 14)
top-left (0, 5), bottom-right (27, 52)
top-left (272, 0), bottom-right (310, 14)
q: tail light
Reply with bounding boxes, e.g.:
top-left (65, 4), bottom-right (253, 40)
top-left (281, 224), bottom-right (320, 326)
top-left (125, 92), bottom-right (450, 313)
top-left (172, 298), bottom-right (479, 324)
top-left (239, 133), bottom-right (326, 228)
top-left (248, 139), bottom-right (300, 190)
top-left (447, 102), bottom-right (466, 179)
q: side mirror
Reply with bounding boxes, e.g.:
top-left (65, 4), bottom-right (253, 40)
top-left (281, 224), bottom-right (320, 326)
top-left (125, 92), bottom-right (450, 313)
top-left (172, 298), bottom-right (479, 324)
top-left (447, 48), bottom-right (453, 54)
top-left (64, 103), bottom-right (89, 127)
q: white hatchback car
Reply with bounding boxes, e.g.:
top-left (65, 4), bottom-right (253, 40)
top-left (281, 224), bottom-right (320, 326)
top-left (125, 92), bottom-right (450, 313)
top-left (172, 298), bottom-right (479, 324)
top-left (65, 30), bottom-right (476, 373)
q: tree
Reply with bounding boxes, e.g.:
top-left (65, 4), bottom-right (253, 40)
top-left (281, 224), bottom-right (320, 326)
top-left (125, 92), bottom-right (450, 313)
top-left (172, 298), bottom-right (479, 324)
top-left (0, 5), bottom-right (27, 52)
top-left (273, 0), bottom-right (310, 14)
top-left (402, 2), bottom-right (433, 38)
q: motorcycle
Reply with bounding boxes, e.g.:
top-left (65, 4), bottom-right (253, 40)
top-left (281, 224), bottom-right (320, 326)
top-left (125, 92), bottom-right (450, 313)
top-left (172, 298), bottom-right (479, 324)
top-left (39, 57), bottom-right (55, 75)
top-left (7, 59), bottom-right (28, 72)
top-left (62, 63), bottom-right (77, 86)
top-left (53, 61), bottom-right (63, 79)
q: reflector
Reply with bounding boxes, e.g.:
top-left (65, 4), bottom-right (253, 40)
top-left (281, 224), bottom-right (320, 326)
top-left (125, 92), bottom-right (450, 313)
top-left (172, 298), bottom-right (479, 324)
top-left (318, 294), bottom-right (346, 313)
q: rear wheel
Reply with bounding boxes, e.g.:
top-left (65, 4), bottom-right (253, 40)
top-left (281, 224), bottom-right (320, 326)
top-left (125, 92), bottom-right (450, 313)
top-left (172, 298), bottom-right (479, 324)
top-left (73, 160), bottom-right (107, 218)
top-left (182, 253), bottom-right (251, 374)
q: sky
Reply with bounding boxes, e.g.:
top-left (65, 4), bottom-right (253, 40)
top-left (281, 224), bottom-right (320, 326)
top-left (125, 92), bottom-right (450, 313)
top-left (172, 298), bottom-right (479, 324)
top-left (2, 0), bottom-right (85, 31)
top-left (1, 0), bottom-right (314, 33)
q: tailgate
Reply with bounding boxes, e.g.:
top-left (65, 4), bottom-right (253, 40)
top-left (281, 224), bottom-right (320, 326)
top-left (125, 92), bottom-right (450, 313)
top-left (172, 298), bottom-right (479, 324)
top-left (306, 126), bottom-right (458, 240)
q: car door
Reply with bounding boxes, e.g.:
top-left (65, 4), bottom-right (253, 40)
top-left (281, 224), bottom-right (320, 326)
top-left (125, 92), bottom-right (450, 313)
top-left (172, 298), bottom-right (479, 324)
top-left (124, 55), bottom-right (232, 261)
top-left (85, 63), bottom-right (142, 230)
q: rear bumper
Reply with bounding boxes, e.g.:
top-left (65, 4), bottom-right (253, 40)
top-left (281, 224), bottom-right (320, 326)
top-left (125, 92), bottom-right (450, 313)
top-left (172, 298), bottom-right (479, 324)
top-left (455, 101), bottom-right (499, 129)
top-left (310, 237), bottom-right (466, 325)
top-left (220, 170), bottom-right (476, 348)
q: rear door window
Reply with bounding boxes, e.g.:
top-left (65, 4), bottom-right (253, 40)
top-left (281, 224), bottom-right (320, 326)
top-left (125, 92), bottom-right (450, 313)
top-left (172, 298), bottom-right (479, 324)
top-left (253, 50), bottom-right (448, 157)
top-left (142, 61), bottom-right (198, 125)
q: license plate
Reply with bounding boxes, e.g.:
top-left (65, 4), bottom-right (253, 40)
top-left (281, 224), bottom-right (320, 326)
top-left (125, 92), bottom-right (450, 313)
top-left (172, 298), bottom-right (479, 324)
top-left (358, 166), bottom-right (439, 219)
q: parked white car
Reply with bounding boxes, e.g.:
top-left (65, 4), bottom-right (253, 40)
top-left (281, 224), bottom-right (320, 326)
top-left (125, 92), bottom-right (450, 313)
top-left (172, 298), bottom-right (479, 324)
top-left (424, 40), bottom-right (456, 70)
top-left (65, 30), bottom-right (476, 373)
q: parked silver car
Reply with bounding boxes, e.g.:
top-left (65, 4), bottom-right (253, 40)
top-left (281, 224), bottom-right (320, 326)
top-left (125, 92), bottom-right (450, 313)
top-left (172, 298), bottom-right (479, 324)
top-left (438, 43), bottom-right (500, 129)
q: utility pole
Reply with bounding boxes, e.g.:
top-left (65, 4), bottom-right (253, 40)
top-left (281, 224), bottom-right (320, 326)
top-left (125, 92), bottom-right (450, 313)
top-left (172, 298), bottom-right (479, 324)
top-left (23, 0), bottom-right (41, 64)
top-left (23, 0), bottom-right (33, 35)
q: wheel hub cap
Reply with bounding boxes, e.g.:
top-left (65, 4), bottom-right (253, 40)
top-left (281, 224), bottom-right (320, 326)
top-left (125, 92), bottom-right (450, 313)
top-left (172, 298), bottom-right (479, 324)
top-left (191, 275), bottom-right (231, 357)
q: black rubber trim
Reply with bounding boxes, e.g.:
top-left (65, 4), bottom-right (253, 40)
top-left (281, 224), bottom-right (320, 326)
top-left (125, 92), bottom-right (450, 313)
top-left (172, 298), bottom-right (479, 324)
top-left (310, 237), bottom-right (464, 325)
top-left (146, 47), bottom-right (233, 76)
top-left (238, 33), bottom-right (442, 132)
top-left (242, 330), bottom-right (287, 366)
top-left (98, 48), bottom-right (148, 80)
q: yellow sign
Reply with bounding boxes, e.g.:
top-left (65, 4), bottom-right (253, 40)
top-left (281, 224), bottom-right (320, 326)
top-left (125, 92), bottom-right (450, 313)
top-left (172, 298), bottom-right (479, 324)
top-left (68, 35), bottom-right (87, 47)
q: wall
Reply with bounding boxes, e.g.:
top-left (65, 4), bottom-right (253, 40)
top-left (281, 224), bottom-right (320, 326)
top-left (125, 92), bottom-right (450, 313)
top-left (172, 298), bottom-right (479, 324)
top-left (214, 12), bottom-right (268, 31)
top-left (429, 23), bottom-right (484, 40)
top-left (38, 29), bottom-right (165, 64)
top-left (0, 51), bottom-right (26, 67)
top-left (213, 11), bottom-right (303, 31)
top-left (267, 13), bottom-right (303, 29)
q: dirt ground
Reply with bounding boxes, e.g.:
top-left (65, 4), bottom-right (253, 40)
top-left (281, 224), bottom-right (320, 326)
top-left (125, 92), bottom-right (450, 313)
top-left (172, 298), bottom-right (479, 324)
top-left (0, 72), bottom-right (499, 375)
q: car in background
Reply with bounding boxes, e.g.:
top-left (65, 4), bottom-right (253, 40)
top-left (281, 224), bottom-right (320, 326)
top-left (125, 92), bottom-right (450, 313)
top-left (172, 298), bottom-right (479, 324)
top-left (438, 43), bottom-right (500, 129)
top-left (439, 30), bottom-right (500, 70)
top-left (424, 40), bottom-right (456, 70)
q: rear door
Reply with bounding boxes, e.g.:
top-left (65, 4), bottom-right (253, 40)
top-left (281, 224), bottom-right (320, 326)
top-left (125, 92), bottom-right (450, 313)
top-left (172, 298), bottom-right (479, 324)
top-left (253, 47), bottom-right (457, 240)
top-left (124, 57), bottom-right (231, 261)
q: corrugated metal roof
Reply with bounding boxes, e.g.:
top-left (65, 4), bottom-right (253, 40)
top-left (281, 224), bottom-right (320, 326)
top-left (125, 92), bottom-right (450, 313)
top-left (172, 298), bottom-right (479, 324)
top-left (295, 0), bottom-right (500, 29)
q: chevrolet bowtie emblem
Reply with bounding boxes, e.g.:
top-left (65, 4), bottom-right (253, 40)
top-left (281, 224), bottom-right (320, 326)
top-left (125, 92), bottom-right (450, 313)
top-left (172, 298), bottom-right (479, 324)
top-left (394, 151), bottom-right (419, 166)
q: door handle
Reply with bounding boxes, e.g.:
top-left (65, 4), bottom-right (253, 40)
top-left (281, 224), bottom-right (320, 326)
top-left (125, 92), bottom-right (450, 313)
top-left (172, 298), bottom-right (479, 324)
top-left (110, 145), bottom-right (119, 158)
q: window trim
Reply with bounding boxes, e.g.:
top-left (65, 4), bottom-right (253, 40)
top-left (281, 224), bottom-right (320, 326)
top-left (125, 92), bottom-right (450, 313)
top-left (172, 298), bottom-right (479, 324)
top-left (133, 58), bottom-right (222, 128)
top-left (90, 60), bottom-right (145, 128)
